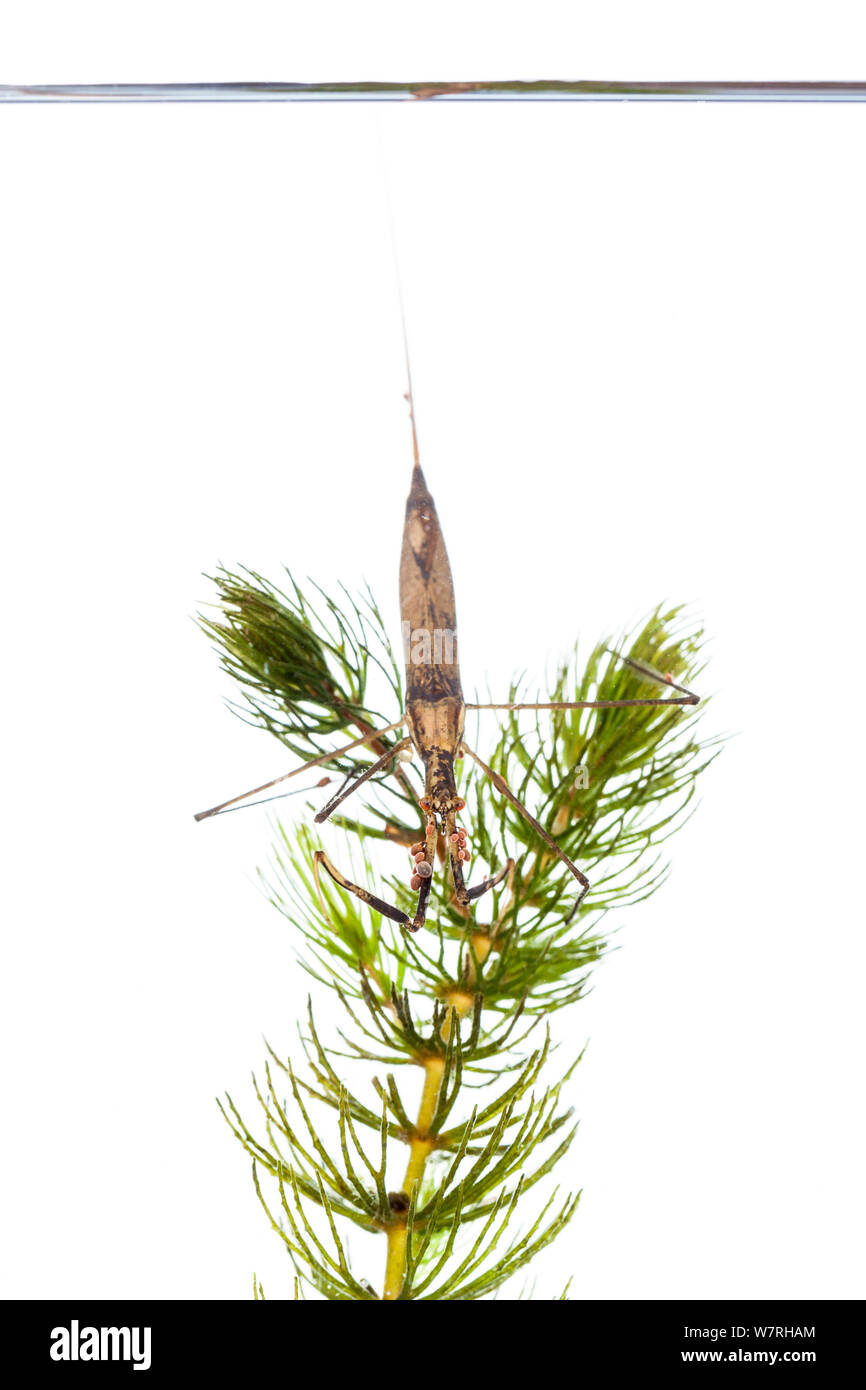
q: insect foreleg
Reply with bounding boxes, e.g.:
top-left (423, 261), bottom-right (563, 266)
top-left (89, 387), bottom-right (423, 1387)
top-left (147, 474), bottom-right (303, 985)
top-left (314, 738), bottom-right (413, 825)
top-left (314, 844), bottom-right (433, 934)
top-left (459, 856), bottom-right (514, 904)
top-left (438, 804), bottom-right (515, 907)
top-left (460, 743), bottom-right (591, 914)
top-left (314, 849), bottom-right (413, 928)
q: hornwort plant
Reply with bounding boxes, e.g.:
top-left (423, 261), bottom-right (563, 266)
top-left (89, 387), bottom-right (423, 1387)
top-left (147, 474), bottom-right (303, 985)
top-left (196, 395), bottom-right (719, 1300)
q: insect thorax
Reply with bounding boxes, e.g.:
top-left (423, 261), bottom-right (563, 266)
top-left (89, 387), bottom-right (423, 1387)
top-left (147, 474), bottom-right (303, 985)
top-left (406, 696), bottom-right (465, 818)
top-left (406, 695), bottom-right (465, 758)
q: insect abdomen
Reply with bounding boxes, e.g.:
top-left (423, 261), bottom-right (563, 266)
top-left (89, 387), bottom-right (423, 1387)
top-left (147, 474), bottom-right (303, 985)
top-left (399, 462), bottom-right (463, 703)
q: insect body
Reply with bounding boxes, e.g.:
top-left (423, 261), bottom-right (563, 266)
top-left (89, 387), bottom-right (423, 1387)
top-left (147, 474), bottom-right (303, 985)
top-left (309, 420), bottom-right (513, 931)
top-left (195, 398), bottom-right (700, 933)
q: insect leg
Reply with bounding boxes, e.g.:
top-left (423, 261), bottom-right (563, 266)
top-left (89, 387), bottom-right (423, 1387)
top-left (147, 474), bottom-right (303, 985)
top-left (460, 743), bottom-right (591, 914)
top-left (193, 717), bottom-right (407, 821)
top-left (466, 695), bottom-right (697, 712)
top-left (314, 850), bottom-right (413, 928)
top-left (402, 811), bottom-right (439, 933)
top-left (465, 655), bottom-right (700, 714)
top-left (314, 738), bottom-right (413, 824)
top-left (461, 857), bottom-right (514, 903)
top-left (314, 842), bottom-right (434, 935)
top-left (441, 805), bottom-right (515, 907)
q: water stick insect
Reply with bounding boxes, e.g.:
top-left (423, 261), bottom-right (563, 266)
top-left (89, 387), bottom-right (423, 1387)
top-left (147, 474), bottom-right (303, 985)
top-left (194, 387), bottom-right (700, 932)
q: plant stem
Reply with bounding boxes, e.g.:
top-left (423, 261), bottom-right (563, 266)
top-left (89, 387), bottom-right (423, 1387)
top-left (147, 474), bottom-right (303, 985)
top-left (383, 1056), bottom-right (444, 1300)
top-left (382, 978), bottom-right (485, 1300)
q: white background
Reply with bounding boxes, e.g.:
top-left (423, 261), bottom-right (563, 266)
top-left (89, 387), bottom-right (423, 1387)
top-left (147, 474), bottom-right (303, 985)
top-left (2, 5), bottom-right (865, 1301)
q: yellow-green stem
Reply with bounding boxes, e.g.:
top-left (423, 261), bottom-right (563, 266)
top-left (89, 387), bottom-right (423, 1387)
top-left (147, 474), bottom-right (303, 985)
top-left (383, 1056), bottom-right (444, 1300)
top-left (382, 985), bottom-right (482, 1300)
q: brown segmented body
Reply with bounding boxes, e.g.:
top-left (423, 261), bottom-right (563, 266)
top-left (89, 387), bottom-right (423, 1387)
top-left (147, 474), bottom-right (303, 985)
top-left (196, 403), bottom-right (699, 932)
top-left (399, 461), bottom-right (465, 823)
